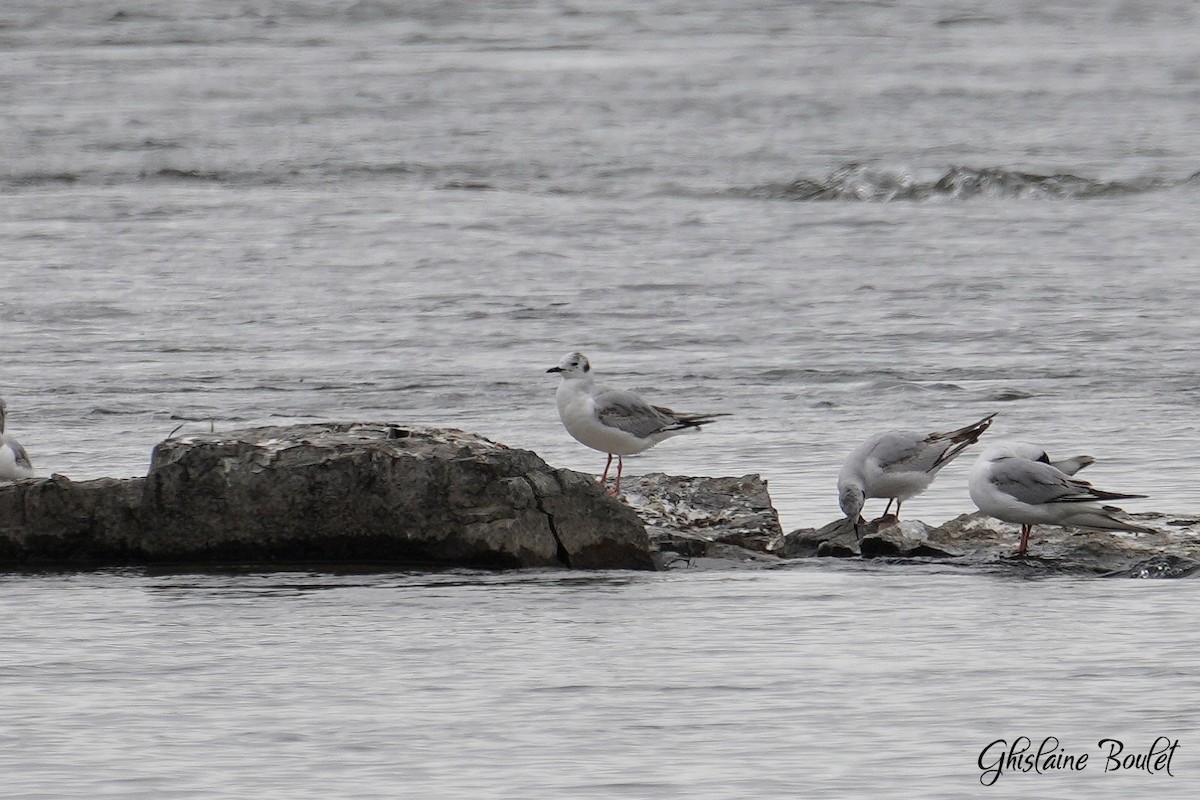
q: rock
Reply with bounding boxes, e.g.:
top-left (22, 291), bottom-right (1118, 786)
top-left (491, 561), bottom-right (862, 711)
top-left (0, 423), bottom-right (654, 570)
top-left (777, 518), bottom-right (857, 558)
top-left (782, 510), bottom-right (1200, 576)
top-left (617, 473), bottom-right (784, 565)
top-left (778, 517), bottom-right (956, 560)
top-left (933, 511), bottom-right (1200, 574)
top-left (3, 426), bottom-right (1194, 577)
top-left (859, 520), bottom-right (958, 559)
top-left (1103, 555), bottom-right (1200, 579)
top-left (0, 475), bottom-right (145, 561)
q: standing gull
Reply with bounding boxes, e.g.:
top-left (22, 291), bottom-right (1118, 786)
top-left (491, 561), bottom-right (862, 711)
top-left (838, 412), bottom-right (996, 528)
top-left (968, 441), bottom-right (1154, 556)
top-left (0, 397), bottom-right (35, 481)
top-left (547, 352), bottom-right (727, 496)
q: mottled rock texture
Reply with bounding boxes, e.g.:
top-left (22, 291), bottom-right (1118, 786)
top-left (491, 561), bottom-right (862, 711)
top-left (619, 473), bottom-right (784, 566)
top-left (780, 511), bottom-right (1200, 577)
top-left (0, 424), bottom-right (654, 570)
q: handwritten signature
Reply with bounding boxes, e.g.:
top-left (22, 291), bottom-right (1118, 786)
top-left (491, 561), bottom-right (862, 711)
top-left (977, 736), bottom-right (1179, 786)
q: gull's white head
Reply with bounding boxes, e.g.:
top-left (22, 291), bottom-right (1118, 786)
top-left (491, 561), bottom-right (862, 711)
top-left (838, 480), bottom-right (865, 521)
top-left (976, 441), bottom-right (1049, 464)
top-left (546, 351), bottom-right (591, 379)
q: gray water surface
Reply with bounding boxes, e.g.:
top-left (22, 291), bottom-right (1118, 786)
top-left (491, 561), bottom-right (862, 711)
top-left (2, 566), bottom-right (1197, 799)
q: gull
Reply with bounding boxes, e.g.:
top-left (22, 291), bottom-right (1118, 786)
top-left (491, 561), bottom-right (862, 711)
top-left (0, 397), bottom-right (35, 481)
top-left (838, 412), bottom-right (996, 529)
top-left (547, 351), bottom-right (727, 496)
top-left (968, 441), bottom-right (1154, 556)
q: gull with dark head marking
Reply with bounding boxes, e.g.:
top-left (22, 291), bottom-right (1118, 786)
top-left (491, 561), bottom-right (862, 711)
top-left (547, 352), bottom-right (728, 496)
top-left (0, 397), bottom-right (34, 481)
top-left (968, 441), bottom-right (1154, 556)
top-left (838, 412), bottom-right (996, 530)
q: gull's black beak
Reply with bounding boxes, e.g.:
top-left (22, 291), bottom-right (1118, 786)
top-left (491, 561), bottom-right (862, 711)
top-left (546, 366), bottom-right (563, 373)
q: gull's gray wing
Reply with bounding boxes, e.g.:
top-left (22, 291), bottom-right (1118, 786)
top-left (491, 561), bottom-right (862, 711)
top-left (2, 435), bottom-right (32, 471)
top-left (593, 388), bottom-right (673, 439)
top-left (13, 441), bottom-right (31, 470)
top-left (989, 458), bottom-right (1078, 506)
top-left (989, 458), bottom-right (1142, 507)
top-left (865, 432), bottom-right (933, 473)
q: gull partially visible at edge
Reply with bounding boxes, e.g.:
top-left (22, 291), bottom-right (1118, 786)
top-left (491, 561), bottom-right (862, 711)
top-left (0, 397), bottom-right (34, 481)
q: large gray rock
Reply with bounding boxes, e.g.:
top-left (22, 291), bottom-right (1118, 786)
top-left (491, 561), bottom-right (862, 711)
top-left (0, 423), bottom-right (654, 570)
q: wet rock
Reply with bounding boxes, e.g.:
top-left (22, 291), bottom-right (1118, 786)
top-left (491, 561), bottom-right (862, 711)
top-left (618, 473), bottom-right (784, 565)
top-left (933, 511), bottom-right (1200, 574)
top-left (859, 520), bottom-right (957, 559)
top-left (778, 517), bottom-right (956, 560)
top-left (0, 423), bottom-right (654, 570)
top-left (1103, 555), bottom-right (1200, 579)
top-left (784, 510), bottom-right (1200, 576)
top-left (0, 475), bottom-right (145, 561)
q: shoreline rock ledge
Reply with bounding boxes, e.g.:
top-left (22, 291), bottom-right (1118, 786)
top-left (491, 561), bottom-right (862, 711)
top-left (0, 423), bottom-right (654, 570)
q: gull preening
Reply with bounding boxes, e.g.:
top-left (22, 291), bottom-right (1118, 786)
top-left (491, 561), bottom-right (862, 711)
top-left (838, 412), bottom-right (996, 528)
top-left (547, 352), bottom-right (727, 496)
top-left (0, 397), bottom-right (34, 481)
top-left (968, 441), bottom-right (1154, 556)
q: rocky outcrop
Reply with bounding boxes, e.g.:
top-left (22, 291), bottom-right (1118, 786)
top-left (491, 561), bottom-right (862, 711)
top-left (1, 424), bottom-right (1193, 577)
top-left (620, 473), bottom-right (784, 566)
top-left (780, 511), bottom-right (1200, 577)
top-left (0, 423), bottom-right (654, 570)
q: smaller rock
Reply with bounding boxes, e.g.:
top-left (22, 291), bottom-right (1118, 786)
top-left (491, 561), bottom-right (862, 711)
top-left (859, 520), bottom-right (957, 559)
top-left (619, 473), bottom-right (783, 563)
top-left (1103, 555), bottom-right (1200, 579)
top-left (780, 518), bottom-right (856, 558)
top-left (784, 510), bottom-right (1200, 575)
top-left (779, 517), bottom-right (955, 560)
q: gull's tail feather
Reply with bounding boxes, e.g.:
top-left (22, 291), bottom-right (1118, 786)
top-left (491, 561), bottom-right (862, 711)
top-left (1061, 479), bottom-right (1148, 504)
top-left (654, 408), bottom-right (732, 432)
top-left (931, 412), bottom-right (997, 466)
top-left (938, 412), bottom-right (998, 444)
top-left (1052, 454), bottom-right (1094, 476)
top-left (1066, 508), bottom-right (1157, 535)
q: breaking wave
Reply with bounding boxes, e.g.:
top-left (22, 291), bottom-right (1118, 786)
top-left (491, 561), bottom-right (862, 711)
top-left (3, 160), bottom-right (1196, 201)
top-left (732, 163), bottom-right (1196, 202)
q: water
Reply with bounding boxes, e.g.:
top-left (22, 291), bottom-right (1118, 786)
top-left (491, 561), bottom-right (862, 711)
top-left (2, 566), bottom-right (1197, 799)
top-left (2, 1), bottom-right (1199, 796)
